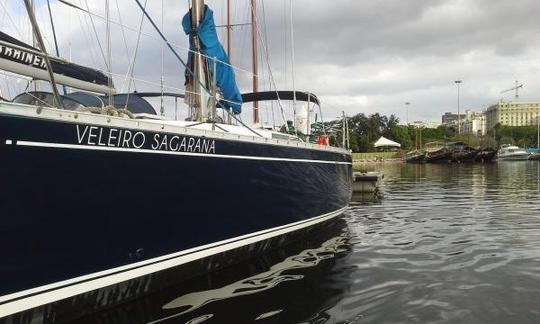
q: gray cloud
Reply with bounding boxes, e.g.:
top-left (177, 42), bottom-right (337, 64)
top-left (2, 0), bottom-right (540, 123)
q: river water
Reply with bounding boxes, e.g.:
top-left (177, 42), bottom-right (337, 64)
top-left (79, 162), bottom-right (540, 324)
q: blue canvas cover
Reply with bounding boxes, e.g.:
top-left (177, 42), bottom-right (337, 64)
top-left (182, 5), bottom-right (242, 114)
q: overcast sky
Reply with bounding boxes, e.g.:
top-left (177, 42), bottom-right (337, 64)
top-left (2, 0), bottom-right (540, 125)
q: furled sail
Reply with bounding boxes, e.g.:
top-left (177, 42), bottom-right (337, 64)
top-left (0, 31), bottom-right (114, 95)
top-left (182, 5), bottom-right (242, 114)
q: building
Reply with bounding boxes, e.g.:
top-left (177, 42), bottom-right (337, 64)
top-left (485, 101), bottom-right (540, 129)
top-left (441, 112), bottom-right (466, 126)
top-left (410, 121), bottom-right (440, 129)
top-left (462, 110), bottom-right (487, 136)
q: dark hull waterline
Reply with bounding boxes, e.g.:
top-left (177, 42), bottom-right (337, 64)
top-left (452, 150), bottom-right (478, 163)
top-left (425, 151), bottom-right (452, 163)
top-left (405, 154), bottom-right (426, 163)
top-left (0, 106), bottom-right (352, 320)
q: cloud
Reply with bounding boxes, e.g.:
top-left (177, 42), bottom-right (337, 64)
top-left (2, 0), bottom-right (540, 124)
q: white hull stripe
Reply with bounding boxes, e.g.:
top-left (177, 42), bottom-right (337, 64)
top-left (9, 140), bottom-right (352, 165)
top-left (0, 207), bottom-right (347, 318)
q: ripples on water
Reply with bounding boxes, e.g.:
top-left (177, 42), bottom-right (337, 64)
top-left (79, 162), bottom-right (540, 324)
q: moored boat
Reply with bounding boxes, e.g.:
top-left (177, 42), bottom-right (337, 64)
top-left (497, 144), bottom-right (530, 161)
top-left (424, 141), bottom-right (452, 163)
top-left (474, 148), bottom-right (497, 163)
top-left (527, 148), bottom-right (540, 160)
top-left (0, 0), bottom-right (352, 320)
top-left (449, 142), bottom-right (479, 163)
top-left (405, 149), bottom-right (426, 163)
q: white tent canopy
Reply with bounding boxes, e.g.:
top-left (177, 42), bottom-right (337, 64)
top-left (374, 136), bottom-right (401, 148)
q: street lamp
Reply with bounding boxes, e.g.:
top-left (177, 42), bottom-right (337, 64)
top-left (454, 80), bottom-right (462, 136)
top-left (404, 102), bottom-right (410, 125)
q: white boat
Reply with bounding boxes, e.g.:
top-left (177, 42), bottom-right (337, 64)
top-left (497, 144), bottom-right (530, 161)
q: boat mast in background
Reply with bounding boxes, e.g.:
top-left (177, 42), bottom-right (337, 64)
top-left (251, 0), bottom-right (259, 124)
top-left (536, 113), bottom-right (540, 149)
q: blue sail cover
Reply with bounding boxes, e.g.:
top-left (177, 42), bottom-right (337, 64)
top-left (182, 5), bottom-right (242, 114)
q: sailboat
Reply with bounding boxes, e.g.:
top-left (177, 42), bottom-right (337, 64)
top-left (0, 0), bottom-right (352, 320)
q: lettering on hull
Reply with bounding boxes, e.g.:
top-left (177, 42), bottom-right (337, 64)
top-left (75, 125), bottom-right (216, 154)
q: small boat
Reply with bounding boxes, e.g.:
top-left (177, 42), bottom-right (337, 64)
top-left (424, 141), bottom-right (452, 163)
top-left (527, 148), bottom-right (540, 160)
top-left (451, 143), bottom-right (479, 163)
top-left (497, 144), bottom-right (530, 161)
top-left (405, 150), bottom-right (426, 163)
top-left (529, 153), bottom-right (540, 160)
top-left (475, 148), bottom-right (497, 163)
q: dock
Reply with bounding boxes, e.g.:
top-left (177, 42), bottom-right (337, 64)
top-left (352, 171), bottom-right (384, 193)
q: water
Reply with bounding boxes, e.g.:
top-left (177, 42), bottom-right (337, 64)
top-left (79, 162), bottom-right (540, 324)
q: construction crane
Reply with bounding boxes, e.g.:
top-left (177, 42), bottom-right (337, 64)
top-left (500, 80), bottom-right (523, 100)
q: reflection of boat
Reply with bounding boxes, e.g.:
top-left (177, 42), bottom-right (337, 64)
top-left (74, 219), bottom-right (351, 324)
top-left (162, 227), bottom-right (349, 314)
top-left (0, 0), bottom-right (352, 320)
top-left (497, 144), bottom-right (530, 161)
top-left (404, 150), bottom-right (425, 163)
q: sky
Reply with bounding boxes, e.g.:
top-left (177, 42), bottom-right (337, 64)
top-left (2, 0), bottom-right (540, 125)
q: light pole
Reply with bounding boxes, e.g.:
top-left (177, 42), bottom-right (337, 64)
top-left (405, 102), bottom-right (410, 125)
top-left (455, 80), bottom-right (462, 136)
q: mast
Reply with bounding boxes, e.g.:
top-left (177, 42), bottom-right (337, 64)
top-left (22, 0), bottom-right (63, 109)
top-left (290, 0), bottom-right (297, 121)
top-left (191, 0), bottom-right (211, 121)
top-left (31, 0), bottom-right (39, 92)
top-left (342, 111), bottom-right (346, 148)
top-left (227, 0), bottom-right (232, 58)
top-left (251, 0), bottom-right (259, 124)
top-left (46, 0), bottom-right (67, 94)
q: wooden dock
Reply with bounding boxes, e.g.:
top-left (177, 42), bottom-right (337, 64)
top-left (352, 172), bottom-right (384, 193)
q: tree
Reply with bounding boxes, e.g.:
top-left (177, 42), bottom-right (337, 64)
top-left (391, 125), bottom-right (413, 150)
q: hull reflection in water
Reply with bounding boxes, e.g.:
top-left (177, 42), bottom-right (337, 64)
top-left (76, 219), bottom-right (352, 324)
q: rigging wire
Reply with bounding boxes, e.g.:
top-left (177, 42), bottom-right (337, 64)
top-left (83, 0), bottom-right (108, 69)
top-left (132, 0), bottom-right (261, 137)
top-left (46, 0), bottom-right (67, 94)
top-left (0, 71), bottom-right (27, 99)
top-left (114, 0), bottom-right (131, 62)
top-left (57, 0), bottom-right (256, 78)
top-left (160, 0), bottom-right (164, 116)
top-left (0, 1), bottom-right (25, 39)
top-left (105, 0), bottom-right (113, 105)
top-left (74, 1), bottom-right (99, 68)
top-left (249, 0), bottom-right (288, 129)
top-left (122, 0), bottom-right (148, 107)
top-left (46, 0), bottom-right (289, 135)
top-left (260, 0), bottom-right (275, 128)
top-left (289, 0), bottom-right (297, 124)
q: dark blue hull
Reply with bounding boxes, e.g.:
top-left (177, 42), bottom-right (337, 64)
top-left (0, 109), bottom-right (351, 320)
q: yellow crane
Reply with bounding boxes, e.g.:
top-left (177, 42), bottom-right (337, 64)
top-left (500, 80), bottom-right (524, 100)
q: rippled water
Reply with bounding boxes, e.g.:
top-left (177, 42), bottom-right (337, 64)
top-left (80, 162), bottom-right (540, 324)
